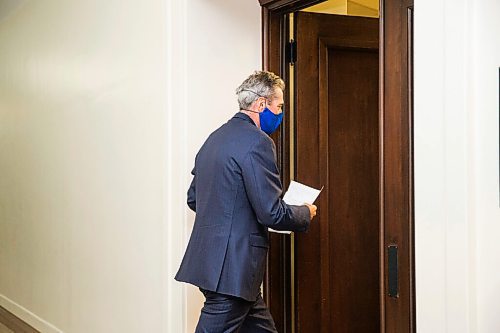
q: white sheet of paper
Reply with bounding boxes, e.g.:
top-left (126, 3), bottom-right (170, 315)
top-left (269, 181), bottom-right (323, 234)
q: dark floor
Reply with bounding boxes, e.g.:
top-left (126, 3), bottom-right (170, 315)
top-left (0, 322), bottom-right (13, 333)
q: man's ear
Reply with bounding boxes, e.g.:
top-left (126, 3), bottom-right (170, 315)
top-left (259, 97), bottom-right (266, 109)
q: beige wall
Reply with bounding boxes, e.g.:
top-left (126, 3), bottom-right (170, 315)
top-left (0, 0), bottom-right (167, 332)
top-left (0, 0), bottom-right (261, 332)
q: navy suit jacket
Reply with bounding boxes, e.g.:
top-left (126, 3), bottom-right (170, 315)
top-left (175, 112), bottom-right (310, 301)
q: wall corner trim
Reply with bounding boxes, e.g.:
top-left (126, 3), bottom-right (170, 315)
top-left (0, 294), bottom-right (64, 333)
top-left (165, 0), bottom-right (188, 332)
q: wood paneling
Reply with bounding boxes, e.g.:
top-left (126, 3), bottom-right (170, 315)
top-left (294, 13), bottom-right (380, 332)
top-left (381, 0), bottom-right (415, 331)
top-left (327, 47), bottom-right (380, 332)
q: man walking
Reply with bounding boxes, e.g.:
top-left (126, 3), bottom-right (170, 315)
top-left (175, 71), bottom-right (317, 332)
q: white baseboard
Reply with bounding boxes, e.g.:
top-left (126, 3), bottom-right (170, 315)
top-left (0, 294), bottom-right (63, 333)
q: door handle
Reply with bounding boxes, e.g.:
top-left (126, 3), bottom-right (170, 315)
top-left (388, 245), bottom-right (399, 298)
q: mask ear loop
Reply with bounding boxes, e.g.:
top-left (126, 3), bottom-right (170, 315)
top-left (240, 89), bottom-right (270, 113)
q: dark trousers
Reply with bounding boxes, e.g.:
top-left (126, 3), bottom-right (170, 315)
top-left (195, 289), bottom-right (278, 333)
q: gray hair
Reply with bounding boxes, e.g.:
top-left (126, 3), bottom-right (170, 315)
top-left (235, 71), bottom-right (285, 109)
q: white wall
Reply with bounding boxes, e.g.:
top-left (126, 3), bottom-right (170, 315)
top-left (0, 1), bottom-right (168, 332)
top-left (471, 0), bottom-right (500, 331)
top-left (415, 0), bottom-right (470, 331)
top-left (415, 0), bottom-right (500, 332)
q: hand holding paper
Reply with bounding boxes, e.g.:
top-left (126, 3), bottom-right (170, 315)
top-left (304, 203), bottom-right (317, 220)
top-left (269, 181), bottom-right (322, 234)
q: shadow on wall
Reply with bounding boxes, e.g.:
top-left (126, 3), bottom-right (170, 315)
top-left (0, 0), bottom-right (28, 22)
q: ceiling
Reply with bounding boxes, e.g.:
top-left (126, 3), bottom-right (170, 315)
top-left (302, 0), bottom-right (379, 18)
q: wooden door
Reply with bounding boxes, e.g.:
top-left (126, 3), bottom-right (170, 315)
top-left (260, 1), bottom-right (415, 332)
top-left (293, 12), bottom-right (380, 333)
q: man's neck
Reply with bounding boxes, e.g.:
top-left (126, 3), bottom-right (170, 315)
top-left (240, 110), bottom-right (260, 128)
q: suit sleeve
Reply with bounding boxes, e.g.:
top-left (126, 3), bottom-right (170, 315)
top-left (187, 167), bottom-right (196, 212)
top-left (241, 135), bottom-right (310, 232)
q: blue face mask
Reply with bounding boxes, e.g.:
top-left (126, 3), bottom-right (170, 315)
top-left (259, 107), bottom-right (284, 135)
top-left (240, 89), bottom-right (284, 135)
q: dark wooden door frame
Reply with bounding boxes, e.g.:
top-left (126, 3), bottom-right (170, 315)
top-left (258, 0), bottom-right (415, 332)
